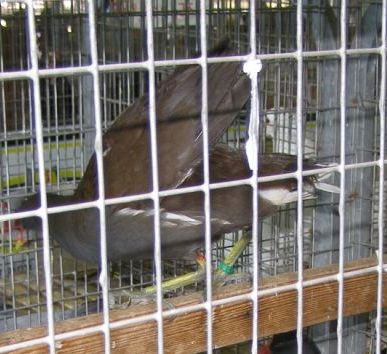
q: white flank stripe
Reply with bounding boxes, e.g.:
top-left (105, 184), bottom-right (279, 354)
top-left (117, 207), bottom-right (145, 216)
top-left (211, 218), bottom-right (231, 225)
top-left (162, 212), bottom-right (202, 225)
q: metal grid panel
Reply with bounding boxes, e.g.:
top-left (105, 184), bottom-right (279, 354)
top-left (0, 1), bottom-right (385, 353)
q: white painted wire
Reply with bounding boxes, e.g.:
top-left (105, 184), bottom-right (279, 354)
top-left (246, 0), bottom-right (260, 353)
top-left (337, 1), bottom-right (347, 353)
top-left (144, 1), bottom-right (164, 353)
top-left (86, 1), bottom-right (111, 353)
top-left (376, 0), bottom-right (386, 353)
top-left (7, 159), bottom-right (387, 225)
top-left (25, 1), bottom-right (56, 353)
top-left (296, 1), bottom-right (304, 353)
top-left (0, 47), bottom-right (383, 83)
top-left (198, 1), bottom-right (214, 353)
top-left (0, 3), bottom-right (386, 353)
top-left (0, 261), bottom-right (381, 353)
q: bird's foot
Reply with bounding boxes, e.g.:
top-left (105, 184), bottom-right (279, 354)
top-left (108, 270), bottom-right (250, 310)
top-left (108, 233), bottom-right (252, 308)
top-left (143, 233), bottom-right (251, 295)
top-left (108, 289), bottom-right (149, 309)
top-left (108, 288), bottom-right (178, 319)
top-left (214, 271), bottom-right (251, 287)
top-left (107, 288), bottom-right (174, 308)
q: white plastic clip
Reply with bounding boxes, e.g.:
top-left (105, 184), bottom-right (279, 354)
top-left (243, 58), bottom-right (262, 79)
top-left (243, 57), bottom-right (262, 171)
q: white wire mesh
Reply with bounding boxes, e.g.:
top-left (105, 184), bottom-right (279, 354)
top-left (0, 1), bottom-right (385, 353)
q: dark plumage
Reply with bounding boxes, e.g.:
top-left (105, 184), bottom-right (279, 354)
top-left (19, 44), bottom-right (338, 264)
top-left (20, 146), bottom-right (334, 263)
top-left (20, 45), bottom-right (250, 263)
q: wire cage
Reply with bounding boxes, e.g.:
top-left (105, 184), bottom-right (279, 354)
top-left (0, 0), bottom-right (385, 353)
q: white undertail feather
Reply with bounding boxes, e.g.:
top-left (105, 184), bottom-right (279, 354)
top-left (314, 182), bottom-right (341, 194)
top-left (316, 171), bottom-right (336, 181)
top-left (314, 163), bottom-right (338, 182)
top-left (314, 166), bottom-right (340, 194)
top-left (259, 188), bottom-right (315, 206)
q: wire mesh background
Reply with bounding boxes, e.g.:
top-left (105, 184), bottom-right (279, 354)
top-left (0, 0), bottom-right (385, 353)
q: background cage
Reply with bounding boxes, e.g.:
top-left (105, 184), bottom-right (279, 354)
top-left (0, 0), bottom-right (386, 353)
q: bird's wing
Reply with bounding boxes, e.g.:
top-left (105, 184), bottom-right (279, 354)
top-left (258, 153), bottom-right (299, 176)
top-left (258, 153), bottom-right (330, 176)
top-left (156, 59), bottom-right (250, 190)
top-left (76, 54), bottom-right (250, 202)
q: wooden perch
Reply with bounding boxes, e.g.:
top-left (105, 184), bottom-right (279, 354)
top-left (0, 255), bottom-right (385, 353)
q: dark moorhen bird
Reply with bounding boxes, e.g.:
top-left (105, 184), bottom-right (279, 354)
top-left (21, 146), bottom-right (337, 263)
top-left (19, 43), bottom-right (338, 268)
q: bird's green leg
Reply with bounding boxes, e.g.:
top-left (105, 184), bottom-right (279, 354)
top-left (214, 231), bottom-right (251, 284)
top-left (109, 253), bottom-right (207, 307)
top-left (144, 252), bottom-right (206, 294)
top-left (144, 231), bottom-right (252, 294)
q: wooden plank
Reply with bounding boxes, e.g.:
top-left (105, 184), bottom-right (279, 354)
top-left (0, 255), bottom-right (385, 353)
